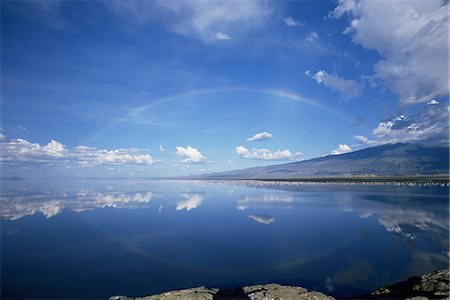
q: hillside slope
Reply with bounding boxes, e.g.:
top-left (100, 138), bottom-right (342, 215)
top-left (197, 143), bottom-right (449, 179)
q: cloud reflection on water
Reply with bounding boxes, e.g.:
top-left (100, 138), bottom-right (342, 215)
top-left (248, 214), bottom-right (275, 225)
top-left (1, 190), bottom-right (154, 220)
top-left (176, 194), bottom-right (204, 211)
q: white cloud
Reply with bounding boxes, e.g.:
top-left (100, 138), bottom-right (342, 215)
top-left (109, 0), bottom-right (272, 43)
top-left (235, 145), bottom-right (302, 161)
top-left (354, 135), bottom-right (379, 145)
top-left (43, 140), bottom-right (67, 157)
top-left (176, 194), bottom-right (204, 211)
top-left (226, 159), bottom-right (234, 166)
top-left (371, 116), bottom-right (443, 144)
top-left (215, 32), bottom-right (230, 40)
top-left (0, 138), bottom-right (68, 165)
top-left (355, 107), bottom-right (448, 145)
top-left (427, 99), bottom-right (439, 105)
top-left (159, 145), bottom-right (165, 152)
top-left (0, 136), bottom-right (154, 167)
top-left (246, 131), bottom-right (273, 142)
top-left (283, 16), bottom-right (304, 27)
top-left (176, 146), bottom-right (206, 163)
top-left (248, 214), bottom-right (275, 225)
top-left (0, 133), bottom-right (6, 141)
top-left (74, 146), bottom-right (153, 166)
top-left (331, 144), bottom-right (352, 155)
top-left (308, 69), bottom-right (362, 99)
top-left (330, 0), bottom-right (449, 105)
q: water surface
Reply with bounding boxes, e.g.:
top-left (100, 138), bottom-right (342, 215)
top-left (1, 179), bottom-right (448, 299)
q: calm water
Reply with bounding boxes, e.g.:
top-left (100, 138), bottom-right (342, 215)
top-left (1, 179), bottom-right (448, 299)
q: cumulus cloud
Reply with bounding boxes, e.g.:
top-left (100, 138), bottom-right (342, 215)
top-left (307, 69), bottom-right (362, 99)
top-left (283, 16), bottom-right (304, 27)
top-left (0, 136), bottom-right (154, 167)
top-left (246, 131), bottom-right (273, 142)
top-left (370, 116), bottom-right (443, 144)
top-left (355, 106), bottom-right (449, 145)
top-left (109, 0), bottom-right (272, 43)
top-left (0, 138), bottom-right (68, 165)
top-left (427, 99), bottom-right (439, 105)
top-left (74, 146), bottom-right (153, 167)
top-left (176, 194), bottom-right (204, 211)
top-left (331, 144), bottom-right (352, 155)
top-left (235, 145), bottom-right (302, 161)
top-left (176, 146), bottom-right (206, 163)
top-left (248, 214), bottom-right (275, 225)
top-left (330, 0), bottom-right (449, 105)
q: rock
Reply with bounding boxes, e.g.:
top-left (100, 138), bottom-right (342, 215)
top-left (110, 284), bottom-right (334, 300)
top-left (110, 269), bottom-right (448, 300)
top-left (242, 283), bottom-right (334, 300)
top-left (363, 269), bottom-right (449, 299)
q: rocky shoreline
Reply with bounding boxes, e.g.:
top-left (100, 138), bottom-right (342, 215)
top-left (109, 269), bottom-right (449, 300)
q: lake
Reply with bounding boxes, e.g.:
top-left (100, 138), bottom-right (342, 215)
top-left (1, 179), bottom-right (448, 299)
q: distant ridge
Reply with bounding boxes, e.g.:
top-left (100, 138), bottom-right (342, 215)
top-left (194, 143), bottom-right (449, 179)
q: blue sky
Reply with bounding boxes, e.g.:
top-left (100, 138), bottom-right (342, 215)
top-left (1, 0), bottom-right (448, 177)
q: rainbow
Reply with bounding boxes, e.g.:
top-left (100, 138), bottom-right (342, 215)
top-left (82, 88), bottom-right (351, 146)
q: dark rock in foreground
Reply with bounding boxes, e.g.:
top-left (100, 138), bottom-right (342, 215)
top-left (362, 269), bottom-right (449, 299)
top-left (109, 269), bottom-right (449, 300)
top-left (109, 284), bottom-right (333, 300)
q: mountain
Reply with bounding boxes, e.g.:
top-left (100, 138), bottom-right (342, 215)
top-left (196, 143), bottom-right (449, 179)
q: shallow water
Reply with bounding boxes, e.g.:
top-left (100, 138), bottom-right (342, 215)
top-left (1, 179), bottom-right (448, 299)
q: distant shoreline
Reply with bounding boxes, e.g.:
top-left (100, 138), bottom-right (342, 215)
top-left (173, 175), bottom-right (450, 186)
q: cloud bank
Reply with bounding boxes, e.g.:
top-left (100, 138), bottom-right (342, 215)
top-left (0, 136), bottom-right (154, 167)
top-left (330, 0), bottom-right (449, 105)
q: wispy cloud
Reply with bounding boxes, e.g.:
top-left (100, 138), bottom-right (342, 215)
top-left (306, 69), bottom-right (362, 99)
top-left (305, 31), bottom-right (319, 44)
top-left (215, 32), bottom-right (231, 41)
top-left (283, 16), bottom-right (304, 27)
top-left (331, 144), bottom-right (352, 155)
top-left (330, 0), bottom-right (449, 105)
top-left (176, 146), bottom-right (206, 163)
top-left (354, 135), bottom-right (378, 146)
top-left (246, 131), bottom-right (273, 142)
top-left (235, 145), bottom-right (302, 161)
top-left (108, 0), bottom-right (272, 43)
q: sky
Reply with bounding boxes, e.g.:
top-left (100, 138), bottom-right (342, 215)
top-left (1, 0), bottom-right (449, 178)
